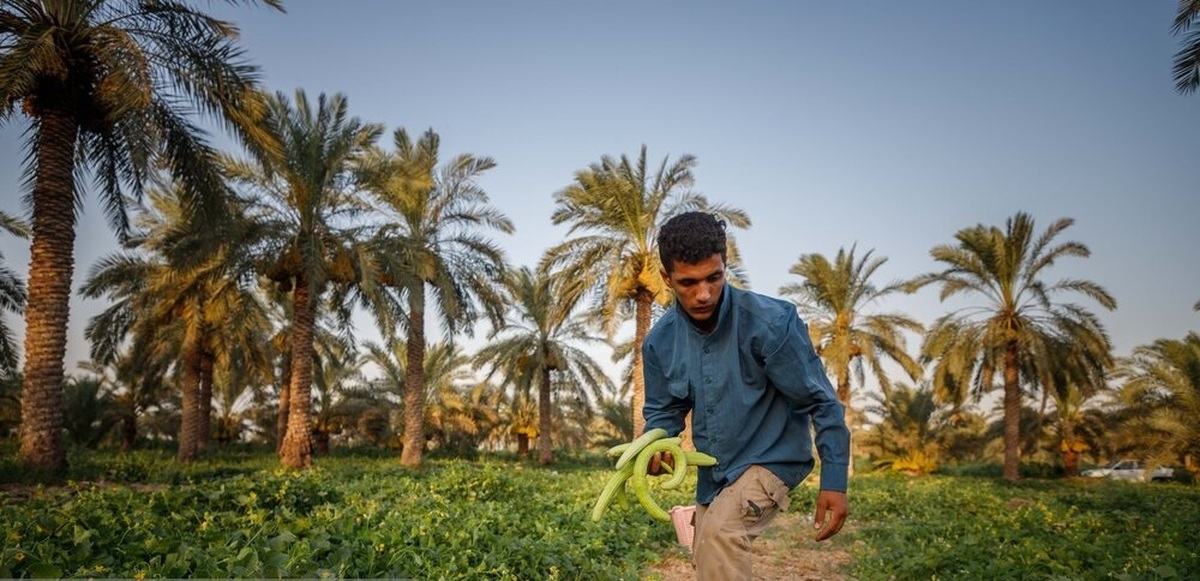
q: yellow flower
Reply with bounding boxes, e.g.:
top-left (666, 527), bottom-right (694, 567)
top-left (14, 552), bottom-right (24, 562)
top-left (134, 571), bottom-right (147, 580)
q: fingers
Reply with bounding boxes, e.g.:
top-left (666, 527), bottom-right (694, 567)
top-left (813, 491), bottom-right (849, 541)
top-left (814, 509), bottom-right (846, 541)
top-left (646, 450), bottom-right (677, 476)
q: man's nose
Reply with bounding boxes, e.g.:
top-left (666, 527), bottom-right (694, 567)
top-left (696, 283), bottom-right (712, 302)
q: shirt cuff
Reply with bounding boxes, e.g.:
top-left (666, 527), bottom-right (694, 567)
top-left (818, 462), bottom-right (849, 492)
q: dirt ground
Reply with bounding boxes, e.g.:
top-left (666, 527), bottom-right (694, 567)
top-left (644, 510), bottom-right (855, 581)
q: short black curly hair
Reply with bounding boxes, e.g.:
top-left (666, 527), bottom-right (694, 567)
top-left (657, 211), bottom-right (727, 273)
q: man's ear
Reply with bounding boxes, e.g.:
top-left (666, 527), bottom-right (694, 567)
top-left (660, 268), bottom-right (670, 286)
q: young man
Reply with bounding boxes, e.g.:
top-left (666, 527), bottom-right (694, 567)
top-left (642, 211), bottom-right (850, 580)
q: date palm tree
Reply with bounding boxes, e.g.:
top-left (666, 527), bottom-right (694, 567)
top-left (1028, 335), bottom-right (1111, 476)
top-left (779, 245), bottom-right (924, 446)
top-left (909, 212), bottom-right (1116, 480)
top-left (1173, 0), bottom-right (1200, 93)
top-left (863, 382), bottom-right (944, 475)
top-left (361, 338), bottom-right (484, 457)
top-left (357, 127), bottom-right (512, 468)
top-left (81, 186), bottom-right (273, 461)
top-left (542, 145), bottom-right (750, 436)
top-left (474, 266), bottom-right (614, 464)
top-left (1, 0), bottom-right (281, 475)
top-left (0, 211), bottom-right (28, 374)
top-left (224, 90), bottom-right (381, 469)
top-left (420, 342), bottom-right (490, 456)
top-left (1112, 332), bottom-right (1200, 473)
top-left (1046, 381), bottom-right (1108, 477)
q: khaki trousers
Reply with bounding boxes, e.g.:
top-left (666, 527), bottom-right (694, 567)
top-left (692, 465), bottom-right (792, 580)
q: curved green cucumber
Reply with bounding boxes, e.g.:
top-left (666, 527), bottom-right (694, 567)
top-left (630, 438), bottom-right (681, 522)
top-left (684, 451), bottom-right (718, 466)
top-left (660, 443), bottom-right (690, 490)
top-left (605, 442), bottom-right (631, 458)
top-left (614, 427), bottom-right (668, 470)
top-left (590, 461), bottom-right (635, 522)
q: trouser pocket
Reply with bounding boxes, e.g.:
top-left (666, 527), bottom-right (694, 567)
top-left (738, 465), bottom-right (791, 530)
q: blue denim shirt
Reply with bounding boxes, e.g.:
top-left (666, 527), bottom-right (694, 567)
top-left (642, 284), bottom-right (850, 505)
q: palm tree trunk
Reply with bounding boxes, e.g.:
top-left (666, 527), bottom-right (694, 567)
top-left (280, 274), bottom-right (315, 469)
top-left (516, 433), bottom-right (529, 458)
top-left (121, 412), bottom-right (137, 452)
top-left (178, 337), bottom-right (203, 463)
top-left (276, 349), bottom-right (292, 452)
top-left (632, 288), bottom-right (652, 437)
top-left (838, 373), bottom-right (856, 478)
top-left (537, 366), bottom-right (554, 465)
top-left (400, 286), bottom-right (426, 468)
top-left (19, 109), bottom-right (79, 477)
top-left (1063, 449), bottom-right (1080, 478)
top-left (1003, 340), bottom-right (1022, 481)
top-left (198, 349), bottom-right (214, 452)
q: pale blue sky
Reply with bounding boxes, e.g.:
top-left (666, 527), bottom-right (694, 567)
top-left (1, 1), bottom-right (1197, 385)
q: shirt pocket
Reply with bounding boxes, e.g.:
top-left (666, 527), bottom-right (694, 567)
top-left (667, 379), bottom-right (691, 400)
top-left (738, 344), bottom-right (766, 387)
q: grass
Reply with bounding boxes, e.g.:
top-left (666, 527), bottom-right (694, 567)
top-left (2, 444), bottom-right (1197, 579)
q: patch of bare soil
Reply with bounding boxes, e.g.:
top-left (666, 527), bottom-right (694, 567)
top-left (644, 510), bottom-right (855, 580)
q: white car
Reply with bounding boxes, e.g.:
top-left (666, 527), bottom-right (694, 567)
top-left (1081, 459), bottom-right (1175, 482)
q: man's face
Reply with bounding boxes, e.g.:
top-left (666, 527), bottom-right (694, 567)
top-left (662, 253), bottom-right (726, 323)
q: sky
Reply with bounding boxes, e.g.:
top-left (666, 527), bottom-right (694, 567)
top-left (1, 0), bottom-right (1198, 395)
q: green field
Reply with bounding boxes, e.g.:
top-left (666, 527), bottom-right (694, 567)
top-left (1, 448), bottom-right (1197, 579)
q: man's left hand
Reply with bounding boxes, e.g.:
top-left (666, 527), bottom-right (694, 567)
top-left (812, 490), bottom-right (848, 541)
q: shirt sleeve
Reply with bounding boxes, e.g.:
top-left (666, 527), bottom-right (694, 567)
top-left (641, 340), bottom-right (690, 437)
top-left (761, 309), bottom-right (851, 492)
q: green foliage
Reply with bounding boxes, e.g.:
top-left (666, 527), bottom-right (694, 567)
top-left (848, 474), bottom-right (1200, 580)
top-left (0, 451), bottom-right (676, 579)
top-left (5, 448), bottom-right (1195, 579)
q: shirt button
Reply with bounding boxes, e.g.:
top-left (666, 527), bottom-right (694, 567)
top-left (703, 347), bottom-right (710, 354)
top-left (704, 377), bottom-right (712, 384)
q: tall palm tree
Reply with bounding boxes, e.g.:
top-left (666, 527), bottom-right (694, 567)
top-left (224, 90), bottom-right (381, 469)
top-left (1112, 332), bottom-right (1200, 473)
top-left (542, 145), bottom-right (750, 436)
top-left (0, 211), bottom-right (28, 374)
top-left (1173, 0), bottom-right (1200, 94)
top-left (1, 0), bottom-right (281, 475)
top-left (910, 212), bottom-right (1116, 480)
top-left (474, 266), bottom-right (614, 465)
top-left (357, 127), bottom-right (512, 468)
top-left (361, 338), bottom-right (483, 457)
top-left (81, 186), bottom-right (273, 461)
top-left (779, 245), bottom-right (924, 441)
